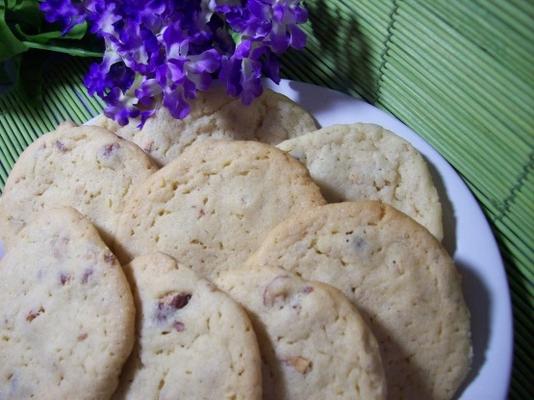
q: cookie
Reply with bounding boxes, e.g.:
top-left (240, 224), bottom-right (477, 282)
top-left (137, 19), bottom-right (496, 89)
top-left (113, 139), bottom-right (325, 279)
top-left (249, 201), bottom-right (471, 400)
top-left (91, 88), bottom-right (318, 166)
top-left (90, 114), bottom-right (121, 132)
top-left (113, 252), bottom-right (262, 400)
top-left (277, 123), bottom-right (443, 239)
top-left (0, 207), bottom-right (135, 400)
top-left (215, 266), bottom-right (386, 400)
top-left (0, 123), bottom-right (158, 248)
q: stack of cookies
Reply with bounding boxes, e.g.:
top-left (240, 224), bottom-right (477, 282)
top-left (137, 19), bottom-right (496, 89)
top-left (0, 89), bottom-right (472, 400)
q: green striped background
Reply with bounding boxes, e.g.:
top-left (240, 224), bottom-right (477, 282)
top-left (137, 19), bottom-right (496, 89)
top-left (0, 1), bottom-right (532, 398)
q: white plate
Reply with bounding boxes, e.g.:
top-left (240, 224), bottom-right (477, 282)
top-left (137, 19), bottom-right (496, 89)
top-left (0, 80), bottom-right (512, 399)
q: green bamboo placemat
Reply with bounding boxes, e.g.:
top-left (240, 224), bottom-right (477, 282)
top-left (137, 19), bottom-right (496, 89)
top-left (0, 0), bottom-right (532, 398)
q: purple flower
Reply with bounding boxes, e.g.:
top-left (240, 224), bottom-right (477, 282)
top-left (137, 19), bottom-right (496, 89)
top-left (186, 49), bottom-right (221, 89)
top-left (102, 87), bottom-right (140, 126)
top-left (269, 0), bottom-right (307, 52)
top-left (40, 0), bottom-right (85, 34)
top-left (39, 0), bottom-right (308, 126)
top-left (220, 39), bottom-right (266, 104)
top-left (218, 3), bottom-right (271, 40)
top-left (217, 0), bottom-right (308, 53)
top-left (86, 1), bottom-right (121, 35)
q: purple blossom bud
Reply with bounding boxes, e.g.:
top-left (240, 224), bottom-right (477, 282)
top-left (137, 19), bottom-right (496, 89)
top-left (163, 85), bottom-right (192, 120)
top-left (40, 0), bottom-right (85, 34)
top-left (135, 78), bottom-right (162, 107)
top-left (289, 24), bottom-right (306, 50)
top-left (87, 2), bottom-right (120, 35)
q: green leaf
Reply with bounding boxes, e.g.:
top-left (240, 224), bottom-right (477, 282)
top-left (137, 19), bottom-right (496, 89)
top-left (59, 21), bottom-right (88, 40)
top-left (7, 0), bottom-right (41, 28)
top-left (9, 0), bottom-right (39, 12)
top-left (230, 30), bottom-right (241, 44)
top-left (0, 0), bottom-right (28, 62)
top-left (14, 21), bottom-right (88, 44)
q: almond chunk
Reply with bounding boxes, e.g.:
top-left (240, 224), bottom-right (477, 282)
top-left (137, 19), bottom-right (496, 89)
top-left (285, 356), bottom-right (312, 374)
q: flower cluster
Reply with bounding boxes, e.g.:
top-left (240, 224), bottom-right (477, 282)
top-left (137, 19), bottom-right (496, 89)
top-left (40, 0), bottom-right (308, 126)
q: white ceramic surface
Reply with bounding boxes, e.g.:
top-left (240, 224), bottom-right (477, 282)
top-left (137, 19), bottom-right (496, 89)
top-left (0, 80), bottom-right (513, 399)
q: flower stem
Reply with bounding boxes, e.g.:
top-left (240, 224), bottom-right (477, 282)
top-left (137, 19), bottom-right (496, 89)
top-left (21, 41), bottom-right (103, 58)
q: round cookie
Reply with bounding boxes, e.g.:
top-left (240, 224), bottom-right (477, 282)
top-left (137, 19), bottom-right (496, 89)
top-left (277, 123), bottom-right (443, 239)
top-left (113, 253), bottom-right (262, 400)
top-left (0, 207), bottom-right (135, 400)
top-left (113, 139), bottom-right (325, 279)
top-left (249, 201), bottom-right (472, 400)
top-left (91, 87), bottom-right (318, 166)
top-left (215, 266), bottom-right (386, 400)
top-left (0, 123), bottom-right (158, 248)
